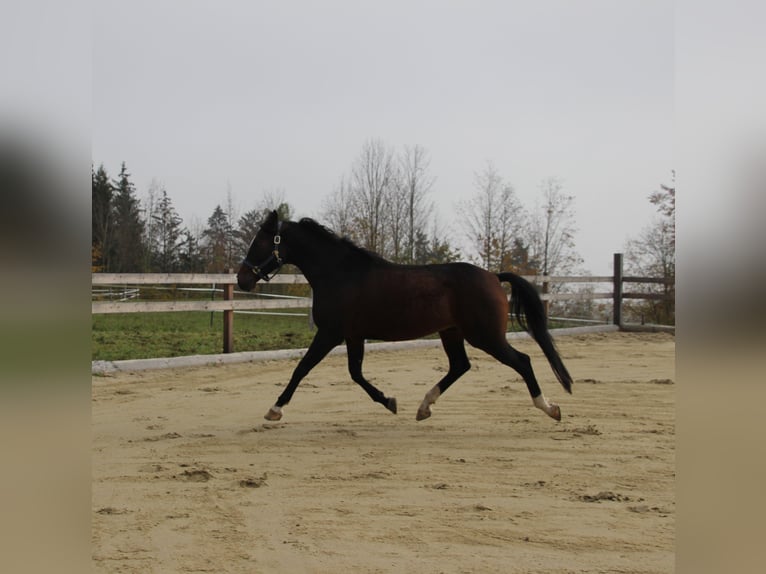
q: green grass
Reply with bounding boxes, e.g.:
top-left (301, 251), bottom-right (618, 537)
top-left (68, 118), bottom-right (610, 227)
top-left (92, 310), bottom-right (316, 361)
top-left (92, 309), bottom-right (571, 362)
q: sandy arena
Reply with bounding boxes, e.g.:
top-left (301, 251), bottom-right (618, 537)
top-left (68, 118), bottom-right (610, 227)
top-left (92, 331), bottom-right (675, 573)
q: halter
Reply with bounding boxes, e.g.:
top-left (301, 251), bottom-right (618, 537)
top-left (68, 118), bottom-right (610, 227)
top-left (241, 221), bottom-right (283, 282)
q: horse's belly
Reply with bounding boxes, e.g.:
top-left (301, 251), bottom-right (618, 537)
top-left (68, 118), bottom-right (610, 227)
top-left (352, 297), bottom-right (454, 341)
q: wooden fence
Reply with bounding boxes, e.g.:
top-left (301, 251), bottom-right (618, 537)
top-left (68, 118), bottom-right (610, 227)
top-left (92, 253), bottom-right (673, 353)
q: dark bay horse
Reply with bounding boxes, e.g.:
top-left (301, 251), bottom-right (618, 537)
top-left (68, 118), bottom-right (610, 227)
top-left (237, 211), bottom-right (573, 422)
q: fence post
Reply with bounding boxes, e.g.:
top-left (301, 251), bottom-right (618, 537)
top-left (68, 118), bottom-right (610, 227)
top-left (223, 277), bottom-right (234, 353)
top-left (613, 253), bottom-right (623, 327)
top-left (542, 279), bottom-right (550, 318)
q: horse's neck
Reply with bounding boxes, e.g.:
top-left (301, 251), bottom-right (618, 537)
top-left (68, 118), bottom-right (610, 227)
top-left (286, 227), bottom-right (352, 285)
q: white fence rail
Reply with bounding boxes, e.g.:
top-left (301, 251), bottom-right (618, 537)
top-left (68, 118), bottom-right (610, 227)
top-left (91, 254), bottom-right (673, 353)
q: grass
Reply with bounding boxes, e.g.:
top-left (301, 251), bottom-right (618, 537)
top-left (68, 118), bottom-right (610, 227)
top-left (92, 310), bottom-right (316, 361)
top-left (92, 309), bottom-right (573, 362)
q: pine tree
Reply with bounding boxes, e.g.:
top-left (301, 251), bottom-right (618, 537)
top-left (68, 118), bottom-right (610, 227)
top-left (178, 228), bottom-right (204, 272)
top-left (149, 188), bottom-right (184, 272)
top-left (235, 208), bottom-right (263, 255)
top-left (92, 164), bottom-right (114, 271)
top-left (111, 162), bottom-right (146, 272)
top-left (502, 238), bottom-right (540, 275)
top-left (202, 205), bottom-right (231, 272)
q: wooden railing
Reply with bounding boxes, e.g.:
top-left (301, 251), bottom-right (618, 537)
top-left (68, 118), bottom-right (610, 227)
top-left (92, 254), bottom-right (673, 353)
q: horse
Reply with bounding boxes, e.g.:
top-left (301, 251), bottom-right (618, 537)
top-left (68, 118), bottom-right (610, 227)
top-left (236, 210), bottom-right (573, 422)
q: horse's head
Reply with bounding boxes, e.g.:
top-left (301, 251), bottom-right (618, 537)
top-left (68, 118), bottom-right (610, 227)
top-left (237, 210), bottom-right (284, 291)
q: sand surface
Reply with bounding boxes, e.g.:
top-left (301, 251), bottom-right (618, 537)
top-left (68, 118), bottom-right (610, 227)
top-left (92, 331), bottom-right (675, 573)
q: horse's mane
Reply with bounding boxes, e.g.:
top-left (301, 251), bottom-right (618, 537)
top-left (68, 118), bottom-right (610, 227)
top-left (296, 218), bottom-right (386, 262)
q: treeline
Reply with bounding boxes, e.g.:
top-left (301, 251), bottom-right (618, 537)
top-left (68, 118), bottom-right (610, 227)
top-left (92, 162), bottom-right (283, 273)
top-left (91, 139), bottom-right (674, 323)
top-left (91, 140), bottom-right (585, 276)
top-left (321, 139), bottom-right (584, 277)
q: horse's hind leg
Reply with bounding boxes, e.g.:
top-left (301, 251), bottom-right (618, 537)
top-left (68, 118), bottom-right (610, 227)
top-left (484, 341), bottom-right (561, 421)
top-left (417, 328), bottom-right (471, 421)
top-left (346, 338), bottom-right (397, 415)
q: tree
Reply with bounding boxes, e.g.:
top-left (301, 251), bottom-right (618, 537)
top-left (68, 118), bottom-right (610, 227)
top-left (649, 173), bottom-right (676, 250)
top-left (350, 139), bottom-right (397, 255)
top-left (223, 183), bottom-right (240, 270)
top-left (624, 173), bottom-right (675, 324)
top-left (397, 144), bottom-right (434, 263)
top-left (322, 176), bottom-right (357, 240)
top-left (111, 162), bottom-right (146, 272)
top-left (147, 185), bottom-right (184, 272)
top-left (236, 191), bottom-right (292, 256)
top-left (459, 161), bottom-right (524, 272)
top-left (92, 164), bottom-right (114, 272)
top-left (502, 238), bottom-right (540, 275)
top-left (179, 217), bottom-right (205, 273)
top-left (412, 222), bottom-right (461, 265)
top-left (324, 141), bottom-right (437, 262)
top-left (202, 205), bottom-right (232, 272)
top-left (526, 177), bottom-right (582, 277)
top-left (235, 208), bottom-right (264, 255)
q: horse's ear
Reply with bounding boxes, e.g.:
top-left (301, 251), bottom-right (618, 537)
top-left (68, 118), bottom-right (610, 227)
top-left (263, 209), bottom-right (279, 232)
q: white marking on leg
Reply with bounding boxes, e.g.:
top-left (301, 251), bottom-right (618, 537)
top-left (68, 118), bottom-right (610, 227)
top-left (533, 394), bottom-right (551, 414)
top-left (533, 394), bottom-right (561, 420)
top-left (425, 385), bottom-right (441, 405)
top-left (417, 385), bottom-right (441, 419)
top-left (270, 405), bottom-right (282, 415)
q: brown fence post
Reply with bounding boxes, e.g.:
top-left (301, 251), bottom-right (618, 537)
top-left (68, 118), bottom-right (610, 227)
top-left (613, 253), bottom-right (623, 327)
top-left (223, 277), bottom-right (234, 353)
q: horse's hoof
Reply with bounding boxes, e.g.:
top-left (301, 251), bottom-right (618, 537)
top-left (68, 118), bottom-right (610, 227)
top-left (386, 397), bottom-right (398, 414)
top-left (549, 403), bottom-right (561, 422)
top-left (416, 408), bottom-right (431, 421)
top-left (264, 407), bottom-right (283, 421)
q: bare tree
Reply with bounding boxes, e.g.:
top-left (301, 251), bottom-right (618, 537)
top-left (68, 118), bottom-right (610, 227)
top-left (323, 141), bottom-right (435, 261)
top-left (398, 144), bottom-right (434, 263)
top-left (459, 161), bottom-right (524, 272)
top-left (224, 183), bottom-right (239, 271)
top-left (624, 174), bottom-right (675, 324)
top-left (526, 177), bottom-right (582, 277)
top-left (385, 166), bottom-right (409, 261)
top-left (322, 175), bottom-right (357, 239)
top-left (255, 188), bottom-right (291, 220)
top-left (350, 138), bottom-right (396, 255)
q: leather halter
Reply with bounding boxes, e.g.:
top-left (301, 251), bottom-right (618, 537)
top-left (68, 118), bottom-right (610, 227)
top-left (241, 221), bottom-right (283, 282)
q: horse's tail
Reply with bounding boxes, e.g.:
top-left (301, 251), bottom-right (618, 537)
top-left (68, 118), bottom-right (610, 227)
top-left (497, 272), bottom-right (573, 394)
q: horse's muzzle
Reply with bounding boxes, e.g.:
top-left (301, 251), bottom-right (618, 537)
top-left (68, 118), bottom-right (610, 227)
top-left (236, 267), bottom-right (256, 292)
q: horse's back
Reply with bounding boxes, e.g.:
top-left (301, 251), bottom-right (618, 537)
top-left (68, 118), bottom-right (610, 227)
top-left (334, 261), bottom-right (507, 341)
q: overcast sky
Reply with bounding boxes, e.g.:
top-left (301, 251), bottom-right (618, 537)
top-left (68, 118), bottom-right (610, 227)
top-left (93, 0), bottom-right (673, 274)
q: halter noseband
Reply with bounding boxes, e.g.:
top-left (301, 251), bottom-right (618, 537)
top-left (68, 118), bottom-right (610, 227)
top-left (241, 221), bottom-right (283, 282)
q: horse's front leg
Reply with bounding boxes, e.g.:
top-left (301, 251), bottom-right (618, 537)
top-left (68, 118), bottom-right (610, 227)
top-left (265, 330), bottom-right (342, 421)
top-left (345, 338), bottom-right (397, 415)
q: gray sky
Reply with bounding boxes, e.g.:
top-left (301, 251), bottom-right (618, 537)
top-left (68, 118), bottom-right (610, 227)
top-left (93, 0), bottom-right (673, 274)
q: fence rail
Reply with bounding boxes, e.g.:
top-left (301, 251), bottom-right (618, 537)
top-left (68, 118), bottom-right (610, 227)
top-left (92, 253), bottom-right (673, 353)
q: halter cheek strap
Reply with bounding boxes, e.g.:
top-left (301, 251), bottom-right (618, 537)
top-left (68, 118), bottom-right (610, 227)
top-left (242, 221), bottom-right (284, 282)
